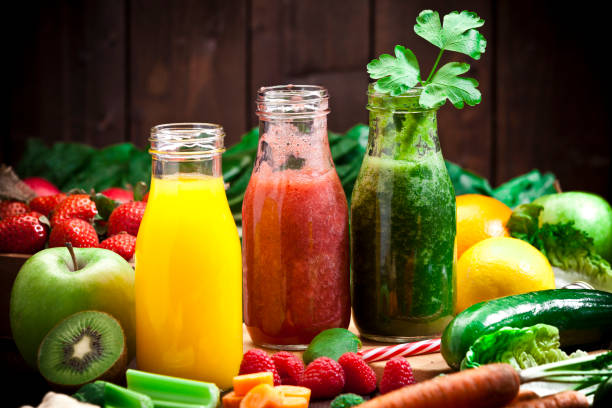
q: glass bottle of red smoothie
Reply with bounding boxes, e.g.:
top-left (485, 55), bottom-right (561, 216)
top-left (243, 85), bottom-right (350, 349)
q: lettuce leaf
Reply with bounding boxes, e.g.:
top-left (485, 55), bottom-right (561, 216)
top-left (461, 324), bottom-right (586, 370)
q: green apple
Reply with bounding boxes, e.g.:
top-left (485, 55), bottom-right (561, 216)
top-left (533, 192), bottom-right (612, 262)
top-left (10, 247), bottom-right (135, 367)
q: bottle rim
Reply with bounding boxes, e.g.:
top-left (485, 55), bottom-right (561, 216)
top-left (149, 123), bottom-right (225, 159)
top-left (256, 84), bottom-right (330, 119)
top-left (366, 84), bottom-right (438, 113)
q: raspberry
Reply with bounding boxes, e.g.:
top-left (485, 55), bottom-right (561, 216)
top-left (271, 351), bottom-right (305, 386)
top-left (300, 357), bottom-right (345, 399)
top-left (239, 349), bottom-right (281, 385)
top-left (379, 357), bottom-right (416, 394)
top-left (338, 352), bottom-right (377, 395)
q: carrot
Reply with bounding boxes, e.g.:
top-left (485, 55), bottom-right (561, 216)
top-left (222, 391), bottom-right (244, 408)
top-left (503, 391), bottom-right (589, 408)
top-left (234, 372), bottom-right (274, 397)
top-left (507, 389), bottom-right (539, 404)
top-left (357, 363), bottom-right (520, 408)
top-left (240, 384), bottom-right (283, 408)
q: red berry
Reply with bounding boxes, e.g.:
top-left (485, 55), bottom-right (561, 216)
top-left (272, 351), bottom-right (305, 386)
top-left (29, 193), bottom-right (66, 217)
top-left (338, 352), bottom-right (377, 395)
top-left (0, 201), bottom-right (29, 219)
top-left (142, 192), bottom-right (149, 202)
top-left (23, 177), bottom-right (60, 196)
top-left (101, 187), bottom-right (134, 204)
top-left (379, 357), bottom-right (415, 394)
top-left (50, 194), bottom-right (98, 226)
top-left (49, 218), bottom-right (99, 248)
top-left (300, 357), bottom-right (345, 399)
top-left (0, 212), bottom-right (48, 254)
top-left (99, 232), bottom-right (136, 261)
top-left (239, 349), bottom-right (281, 386)
top-left (107, 201), bottom-right (146, 236)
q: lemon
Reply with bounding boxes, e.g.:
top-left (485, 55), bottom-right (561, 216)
top-left (456, 237), bottom-right (555, 313)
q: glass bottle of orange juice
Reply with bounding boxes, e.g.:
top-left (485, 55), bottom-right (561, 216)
top-left (135, 123), bottom-right (242, 390)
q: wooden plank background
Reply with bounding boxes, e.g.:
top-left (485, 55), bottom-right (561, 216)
top-left (4, 0), bottom-right (611, 199)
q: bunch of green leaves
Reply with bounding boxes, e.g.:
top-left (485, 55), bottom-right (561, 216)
top-left (461, 324), bottom-right (586, 370)
top-left (507, 203), bottom-right (612, 290)
top-left (17, 139), bottom-right (151, 192)
top-left (519, 351), bottom-right (612, 402)
top-left (367, 10), bottom-right (487, 108)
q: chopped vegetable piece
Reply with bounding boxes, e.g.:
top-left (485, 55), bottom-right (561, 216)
top-left (73, 381), bottom-right (106, 406)
top-left (126, 369), bottom-right (219, 408)
top-left (461, 324), bottom-right (587, 370)
top-left (280, 397), bottom-right (308, 408)
top-left (104, 382), bottom-right (153, 408)
top-left (233, 372), bottom-right (274, 397)
top-left (274, 386), bottom-right (311, 404)
top-left (222, 391), bottom-right (243, 408)
top-left (240, 384), bottom-right (283, 408)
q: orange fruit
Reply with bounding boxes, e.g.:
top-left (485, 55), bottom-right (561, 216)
top-left (456, 237), bottom-right (555, 312)
top-left (456, 194), bottom-right (513, 259)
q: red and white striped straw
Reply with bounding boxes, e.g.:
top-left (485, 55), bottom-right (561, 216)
top-left (358, 338), bottom-right (441, 363)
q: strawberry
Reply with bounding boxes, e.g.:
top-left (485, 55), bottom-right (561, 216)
top-left (379, 357), bottom-right (415, 394)
top-left (0, 201), bottom-right (29, 219)
top-left (107, 201), bottom-right (146, 236)
top-left (99, 232), bottom-right (136, 261)
top-left (29, 193), bottom-right (67, 217)
top-left (101, 187), bottom-right (134, 204)
top-left (49, 218), bottom-right (99, 248)
top-left (239, 349), bottom-right (282, 386)
top-left (50, 194), bottom-right (97, 226)
top-left (0, 211), bottom-right (48, 254)
top-left (338, 352), bottom-right (377, 395)
top-left (300, 357), bottom-right (345, 399)
top-left (23, 177), bottom-right (60, 196)
top-left (272, 351), bottom-right (305, 386)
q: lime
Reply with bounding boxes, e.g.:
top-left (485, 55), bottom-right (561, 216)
top-left (303, 328), bottom-right (361, 365)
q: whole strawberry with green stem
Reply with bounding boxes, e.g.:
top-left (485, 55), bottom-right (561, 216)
top-left (29, 193), bottom-right (66, 217)
top-left (99, 232), bottom-right (136, 261)
top-left (0, 201), bottom-right (29, 220)
top-left (50, 194), bottom-right (97, 227)
top-left (107, 201), bottom-right (146, 236)
top-left (0, 211), bottom-right (48, 254)
top-left (49, 218), bottom-right (99, 248)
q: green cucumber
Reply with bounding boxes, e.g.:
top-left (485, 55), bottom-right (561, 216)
top-left (441, 289), bottom-right (612, 370)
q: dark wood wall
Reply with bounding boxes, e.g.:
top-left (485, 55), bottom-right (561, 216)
top-left (4, 0), bottom-right (611, 198)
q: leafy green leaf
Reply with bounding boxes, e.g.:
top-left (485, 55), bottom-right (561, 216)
top-left (508, 204), bottom-right (612, 290)
top-left (414, 10), bottom-right (487, 59)
top-left (492, 170), bottom-right (557, 208)
top-left (461, 324), bottom-right (586, 370)
top-left (367, 45), bottom-right (421, 96)
top-left (419, 62), bottom-right (481, 108)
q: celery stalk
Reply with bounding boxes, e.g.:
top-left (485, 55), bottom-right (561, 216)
top-left (104, 382), bottom-right (153, 408)
top-left (126, 369), bottom-right (220, 408)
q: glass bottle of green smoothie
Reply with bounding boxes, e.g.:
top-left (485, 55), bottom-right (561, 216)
top-left (351, 85), bottom-right (456, 342)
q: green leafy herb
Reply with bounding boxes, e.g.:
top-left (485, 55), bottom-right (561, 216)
top-left (507, 204), bottom-right (612, 290)
top-left (330, 393), bottom-right (365, 408)
top-left (461, 324), bottom-right (586, 370)
top-left (367, 9), bottom-right (486, 108)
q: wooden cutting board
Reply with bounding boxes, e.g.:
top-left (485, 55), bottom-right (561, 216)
top-left (243, 321), bottom-right (452, 385)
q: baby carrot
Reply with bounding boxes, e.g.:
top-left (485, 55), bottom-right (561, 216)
top-left (503, 391), bottom-right (589, 408)
top-left (357, 363), bottom-right (520, 408)
top-left (508, 389), bottom-right (539, 404)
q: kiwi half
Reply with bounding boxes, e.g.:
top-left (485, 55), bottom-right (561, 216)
top-left (37, 310), bottom-right (127, 388)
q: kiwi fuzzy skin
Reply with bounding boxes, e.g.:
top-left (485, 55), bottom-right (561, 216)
top-left (37, 311), bottom-right (128, 391)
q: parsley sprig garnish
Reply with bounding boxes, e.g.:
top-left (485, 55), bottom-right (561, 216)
top-left (367, 10), bottom-right (487, 109)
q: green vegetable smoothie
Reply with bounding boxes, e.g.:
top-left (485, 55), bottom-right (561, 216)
top-left (351, 88), bottom-right (456, 341)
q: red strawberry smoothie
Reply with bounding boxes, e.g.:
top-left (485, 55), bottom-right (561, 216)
top-left (242, 166), bottom-right (350, 347)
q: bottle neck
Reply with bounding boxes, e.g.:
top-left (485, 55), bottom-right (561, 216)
top-left (255, 116), bottom-right (333, 174)
top-left (152, 155), bottom-right (222, 179)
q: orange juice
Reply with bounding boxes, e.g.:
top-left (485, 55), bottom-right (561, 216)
top-left (135, 174), bottom-right (242, 389)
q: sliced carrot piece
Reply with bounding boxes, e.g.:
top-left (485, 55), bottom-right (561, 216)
top-left (275, 386), bottom-right (311, 404)
top-left (223, 391), bottom-right (244, 408)
top-left (234, 372), bottom-right (274, 397)
top-left (240, 384), bottom-right (283, 408)
top-left (281, 396), bottom-right (308, 408)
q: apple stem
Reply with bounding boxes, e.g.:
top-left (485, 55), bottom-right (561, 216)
top-left (65, 242), bottom-right (78, 271)
top-left (554, 179), bottom-right (563, 193)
